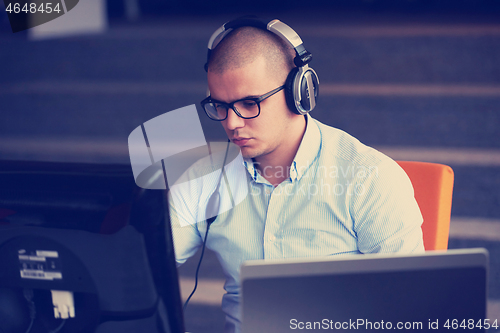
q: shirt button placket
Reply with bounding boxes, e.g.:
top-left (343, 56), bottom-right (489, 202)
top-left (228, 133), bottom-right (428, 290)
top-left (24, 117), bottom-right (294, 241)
top-left (263, 185), bottom-right (284, 260)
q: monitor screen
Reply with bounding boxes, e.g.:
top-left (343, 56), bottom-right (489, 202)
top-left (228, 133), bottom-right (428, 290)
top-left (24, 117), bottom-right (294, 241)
top-left (0, 160), bottom-right (185, 333)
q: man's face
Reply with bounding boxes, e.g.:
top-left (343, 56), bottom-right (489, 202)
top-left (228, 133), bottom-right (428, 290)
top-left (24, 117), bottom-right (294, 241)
top-left (207, 57), bottom-right (298, 162)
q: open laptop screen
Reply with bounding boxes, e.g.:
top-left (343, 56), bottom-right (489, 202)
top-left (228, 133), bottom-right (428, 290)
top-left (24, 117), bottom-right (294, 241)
top-left (241, 249), bottom-right (488, 333)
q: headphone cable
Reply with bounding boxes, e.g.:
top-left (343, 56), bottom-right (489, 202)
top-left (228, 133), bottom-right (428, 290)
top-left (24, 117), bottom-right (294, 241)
top-left (182, 220), bottom-right (212, 311)
top-left (183, 140), bottom-right (231, 311)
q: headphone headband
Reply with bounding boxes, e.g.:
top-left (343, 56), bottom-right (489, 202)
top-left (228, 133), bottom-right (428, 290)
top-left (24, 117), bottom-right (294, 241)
top-left (205, 18), bottom-right (312, 72)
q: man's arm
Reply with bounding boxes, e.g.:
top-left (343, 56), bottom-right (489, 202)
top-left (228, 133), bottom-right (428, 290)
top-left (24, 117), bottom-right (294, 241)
top-left (168, 184), bottom-right (204, 266)
top-left (350, 158), bottom-right (425, 253)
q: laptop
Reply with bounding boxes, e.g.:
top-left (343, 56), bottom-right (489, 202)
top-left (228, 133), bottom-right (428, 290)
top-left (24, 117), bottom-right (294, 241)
top-left (241, 249), bottom-right (488, 333)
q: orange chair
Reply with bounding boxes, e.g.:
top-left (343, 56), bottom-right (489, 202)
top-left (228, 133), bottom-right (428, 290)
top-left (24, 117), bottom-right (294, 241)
top-left (396, 161), bottom-right (454, 251)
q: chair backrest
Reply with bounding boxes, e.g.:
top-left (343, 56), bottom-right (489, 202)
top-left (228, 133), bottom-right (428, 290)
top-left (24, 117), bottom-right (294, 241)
top-left (396, 161), bottom-right (454, 250)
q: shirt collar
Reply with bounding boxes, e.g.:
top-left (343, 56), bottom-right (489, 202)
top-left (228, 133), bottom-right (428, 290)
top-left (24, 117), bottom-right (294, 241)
top-left (290, 114), bottom-right (321, 181)
top-left (243, 114), bottom-right (321, 183)
top-left (243, 158), bottom-right (259, 182)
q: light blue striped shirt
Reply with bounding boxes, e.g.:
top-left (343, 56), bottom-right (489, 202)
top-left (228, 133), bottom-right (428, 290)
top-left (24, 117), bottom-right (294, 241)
top-left (169, 115), bottom-right (424, 333)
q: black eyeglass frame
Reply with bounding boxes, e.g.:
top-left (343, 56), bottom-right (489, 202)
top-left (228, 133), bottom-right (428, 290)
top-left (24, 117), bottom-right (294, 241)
top-left (201, 85), bottom-right (285, 121)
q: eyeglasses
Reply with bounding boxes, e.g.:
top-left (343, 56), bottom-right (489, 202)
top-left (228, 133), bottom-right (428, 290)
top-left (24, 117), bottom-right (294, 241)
top-left (201, 85), bottom-right (285, 121)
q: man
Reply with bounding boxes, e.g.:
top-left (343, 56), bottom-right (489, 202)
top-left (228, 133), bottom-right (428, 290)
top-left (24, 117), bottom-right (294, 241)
top-left (169, 20), bottom-right (424, 333)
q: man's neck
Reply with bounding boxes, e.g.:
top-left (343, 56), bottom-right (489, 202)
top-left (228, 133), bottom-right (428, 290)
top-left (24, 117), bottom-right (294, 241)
top-left (255, 116), bottom-right (307, 187)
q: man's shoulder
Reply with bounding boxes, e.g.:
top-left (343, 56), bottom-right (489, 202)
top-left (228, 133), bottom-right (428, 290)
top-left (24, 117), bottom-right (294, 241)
top-left (311, 118), bottom-right (412, 192)
top-left (312, 117), bottom-right (393, 168)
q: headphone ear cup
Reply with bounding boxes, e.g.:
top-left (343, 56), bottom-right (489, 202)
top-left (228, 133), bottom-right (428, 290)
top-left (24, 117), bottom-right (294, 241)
top-left (298, 68), bottom-right (319, 114)
top-left (284, 67), bottom-right (300, 115)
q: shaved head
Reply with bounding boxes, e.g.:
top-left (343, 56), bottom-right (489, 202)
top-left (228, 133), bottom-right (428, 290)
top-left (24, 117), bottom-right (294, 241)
top-left (207, 26), bottom-right (296, 85)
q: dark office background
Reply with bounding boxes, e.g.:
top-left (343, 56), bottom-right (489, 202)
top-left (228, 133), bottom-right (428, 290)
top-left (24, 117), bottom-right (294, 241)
top-left (106, 0), bottom-right (500, 16)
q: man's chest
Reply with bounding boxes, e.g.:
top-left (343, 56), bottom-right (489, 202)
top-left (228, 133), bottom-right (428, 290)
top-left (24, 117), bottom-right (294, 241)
top-left (204, 180), bottom-right (359, 265)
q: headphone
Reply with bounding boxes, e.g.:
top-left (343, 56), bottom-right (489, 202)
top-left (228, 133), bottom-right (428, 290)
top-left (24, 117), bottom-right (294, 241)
top-left (204, 17), bottom-right (320, 115)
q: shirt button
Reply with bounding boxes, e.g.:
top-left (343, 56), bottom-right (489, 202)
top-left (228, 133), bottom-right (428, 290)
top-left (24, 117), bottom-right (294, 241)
top-left (269, 235), bottom-right (276, 242)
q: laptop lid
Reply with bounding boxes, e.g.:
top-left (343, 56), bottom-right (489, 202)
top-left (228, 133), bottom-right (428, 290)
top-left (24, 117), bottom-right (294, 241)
top-left (241, 249), bottom-right (488, 333)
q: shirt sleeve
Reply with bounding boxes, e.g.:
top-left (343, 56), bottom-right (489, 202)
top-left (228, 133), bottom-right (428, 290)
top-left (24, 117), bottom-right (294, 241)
top-left (350, 158), bottom-right (425, 253)
top-left (168, 180), bottom-right (204, 266)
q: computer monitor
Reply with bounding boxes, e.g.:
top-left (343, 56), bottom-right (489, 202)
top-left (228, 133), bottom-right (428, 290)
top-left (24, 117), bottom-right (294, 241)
top-left (0, 160), bottom-right (185, 333)
top-left (241, 249), bottom-right (488, 333)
